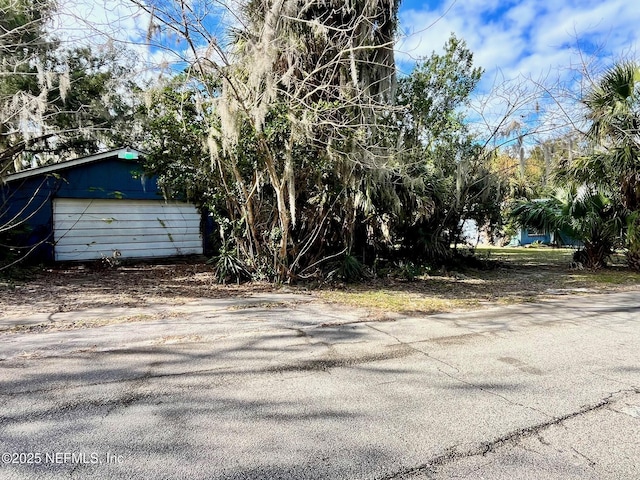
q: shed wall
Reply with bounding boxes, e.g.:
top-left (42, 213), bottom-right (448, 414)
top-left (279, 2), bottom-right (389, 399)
top-left (1, 157), bottom-right (203, 263)
top-left (53, 199), bottom-right (202, 261)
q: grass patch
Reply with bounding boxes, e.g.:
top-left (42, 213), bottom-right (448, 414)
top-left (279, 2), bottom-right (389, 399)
top-left (567, 269), bottom-right (640, 285)
top-left (319, 247), bottom-right (640, 316)
top-left (320, 289), bottom-right (481, 315)
top-left (474, 246), bottom-right (575, 265)
top-left (227, 301), bottom-right (293, 310)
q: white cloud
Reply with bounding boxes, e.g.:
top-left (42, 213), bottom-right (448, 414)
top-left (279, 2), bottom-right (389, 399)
top-left (398, 0), bottom-right (640, 87)
top-left (50, 0), bottom-right (242, 76)
top-left (397, 0), bottom-right (640, 142)
top-left (503, 1), bottom-right (538, 31)
top-left (43, 0), bottom-right (640, 142)
top-left (52, 0), bottom-right (149, 48)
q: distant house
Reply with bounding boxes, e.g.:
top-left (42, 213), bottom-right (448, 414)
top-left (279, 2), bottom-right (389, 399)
top-left (1, 147), bottom-right (207, 263)
top-left (510, 228), bottom-right (582, 247)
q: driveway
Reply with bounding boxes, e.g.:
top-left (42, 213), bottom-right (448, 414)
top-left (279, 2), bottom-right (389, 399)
top-left (1, 291), bottom-right (639, 479)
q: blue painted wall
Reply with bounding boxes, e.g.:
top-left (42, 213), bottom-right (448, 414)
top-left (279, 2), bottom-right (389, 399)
top-left (511, 228), bottom-right (582, 247)
top-left (514, 229), bottom-right (552, 246)
top-left (1, 157), bottom-right (174, 263)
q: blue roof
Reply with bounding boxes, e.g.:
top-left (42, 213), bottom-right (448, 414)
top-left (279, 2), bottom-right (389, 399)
top-left (5, 147), bottom-right (145, 183)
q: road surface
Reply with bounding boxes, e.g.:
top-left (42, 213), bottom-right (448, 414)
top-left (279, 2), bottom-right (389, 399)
top-left (1, 291), bottom-right (639, 479)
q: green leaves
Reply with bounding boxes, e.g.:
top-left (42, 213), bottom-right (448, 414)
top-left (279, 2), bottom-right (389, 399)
top-left (1, 2), bottom-right (139, 172)
top-left (398, 34), bottom-right (483, 144)
top-left (391, 34), bottom-right (498, 258)
top-left (509, 187), bottom-right (623, 268)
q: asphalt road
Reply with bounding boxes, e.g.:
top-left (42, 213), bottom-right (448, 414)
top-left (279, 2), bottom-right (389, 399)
top-left (1, 291), bottom-right (639, 479)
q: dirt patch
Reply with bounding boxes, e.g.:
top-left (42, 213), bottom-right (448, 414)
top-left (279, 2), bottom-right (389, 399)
top-left (319, 261), bottom-right (640, 315)
top-left (1, 263), bottom-right (278, 318)
top-left (1, 312), bottom-right (183, 334)
top-left (3, 251), bottom-right (640, 321)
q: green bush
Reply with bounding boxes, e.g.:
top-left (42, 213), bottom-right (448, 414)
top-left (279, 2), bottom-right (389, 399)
top-left (327, 254), bottom-right (367, 283)
top-left (208, 246), bottom-right (250, 284)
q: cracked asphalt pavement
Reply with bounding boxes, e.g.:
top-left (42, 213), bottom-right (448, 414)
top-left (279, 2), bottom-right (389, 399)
top-left (1, 291), bottom-right (639, 479)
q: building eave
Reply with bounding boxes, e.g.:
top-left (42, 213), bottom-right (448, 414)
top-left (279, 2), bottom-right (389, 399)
top-left (4, 147), bottom-right (145, 183)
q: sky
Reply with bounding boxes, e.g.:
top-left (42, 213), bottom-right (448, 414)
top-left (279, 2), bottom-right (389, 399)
top-left (53, 0), bottom-right (640, 84)
top-left (50, 0), bottom-right (640, 140)
top-left (397, 0), bottom-right (640, 84)
top-left (393, 0), bottom-right (640, 140)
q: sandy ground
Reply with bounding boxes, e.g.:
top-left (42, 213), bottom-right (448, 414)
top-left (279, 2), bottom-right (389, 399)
top-left (1, 263), bottom-right (282, 319)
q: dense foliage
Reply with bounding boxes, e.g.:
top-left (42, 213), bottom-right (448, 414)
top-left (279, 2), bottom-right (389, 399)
top-left (140, 19), bottom-right (500, 281)
top-left (0, 0), bottom-right (138, 175)
top-left (4, 0), bottom-right (640, 278)
top-left (511, 62), bottom-right (640, 269)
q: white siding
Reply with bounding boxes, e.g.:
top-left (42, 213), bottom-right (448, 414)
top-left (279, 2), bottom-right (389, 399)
top-left (53, 199), bottom-right (203, 261)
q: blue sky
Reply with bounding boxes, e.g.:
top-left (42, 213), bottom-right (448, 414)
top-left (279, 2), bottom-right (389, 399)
top-left (396, 0), bottom-right (640, 85)
top-left (53, 0), bottom-right (640, 135)
top-left (48, 0), bottom-right (640, 151)
top-left (56, 0), bottom-right (640, 86)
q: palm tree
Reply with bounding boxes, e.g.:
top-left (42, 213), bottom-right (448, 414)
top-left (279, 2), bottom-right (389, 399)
top-left (510, 186), bottom-right (624, 269)
top-left (581, 61), bottom-right (640, 269)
